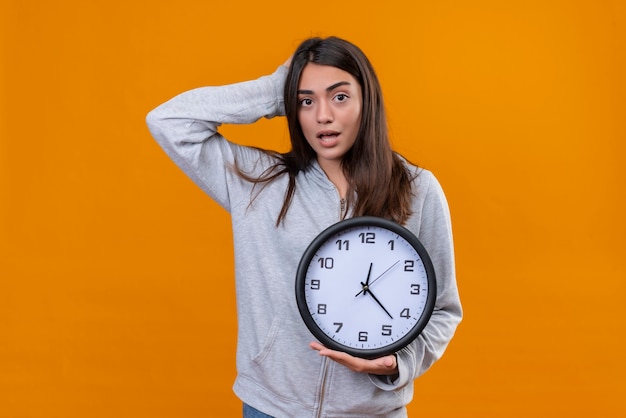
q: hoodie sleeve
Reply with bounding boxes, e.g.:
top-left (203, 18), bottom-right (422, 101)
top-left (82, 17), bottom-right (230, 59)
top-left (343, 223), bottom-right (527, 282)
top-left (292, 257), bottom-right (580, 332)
top-left (145, 65), bottom-right (288, 210)
top-left (370, 170), bottom-right (463, 390)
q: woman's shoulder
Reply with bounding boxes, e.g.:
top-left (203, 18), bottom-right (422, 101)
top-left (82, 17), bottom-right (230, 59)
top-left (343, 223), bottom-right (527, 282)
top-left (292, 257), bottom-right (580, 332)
top-left (396, 156), bottom-right (445, 199)
top-left (396, 154), bottom-right (434, 184)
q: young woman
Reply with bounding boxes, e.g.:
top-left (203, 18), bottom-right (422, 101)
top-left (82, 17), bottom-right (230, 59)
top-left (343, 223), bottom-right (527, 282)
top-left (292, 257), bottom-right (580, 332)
top-left (146, 36), bottom-right (462, 417)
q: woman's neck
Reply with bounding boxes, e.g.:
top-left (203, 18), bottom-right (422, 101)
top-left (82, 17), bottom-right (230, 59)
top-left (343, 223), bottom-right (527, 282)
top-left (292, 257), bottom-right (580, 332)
top-left (318, 159), bottom-right (348, 199)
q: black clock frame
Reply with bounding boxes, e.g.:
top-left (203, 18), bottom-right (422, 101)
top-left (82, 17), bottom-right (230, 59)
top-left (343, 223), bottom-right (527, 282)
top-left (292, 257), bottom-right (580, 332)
top-left (295, 216), bottom-right (437, 359)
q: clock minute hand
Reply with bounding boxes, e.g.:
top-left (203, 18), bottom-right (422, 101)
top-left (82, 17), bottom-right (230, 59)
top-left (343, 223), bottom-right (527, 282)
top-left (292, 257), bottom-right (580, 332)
top-left (355, 260), bottom-right (400, 297)
top-left (360, 283), bottom-right (394, 319)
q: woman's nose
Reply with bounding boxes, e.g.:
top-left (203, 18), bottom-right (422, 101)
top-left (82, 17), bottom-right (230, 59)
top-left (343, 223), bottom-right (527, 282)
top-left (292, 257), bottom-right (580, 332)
top-left (316, 101), bottom-right (333, 123)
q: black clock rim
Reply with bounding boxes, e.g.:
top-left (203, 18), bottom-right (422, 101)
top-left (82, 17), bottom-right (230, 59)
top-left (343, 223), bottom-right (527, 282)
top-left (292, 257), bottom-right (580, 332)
top-left (295, 216), bottom-right (437, 359)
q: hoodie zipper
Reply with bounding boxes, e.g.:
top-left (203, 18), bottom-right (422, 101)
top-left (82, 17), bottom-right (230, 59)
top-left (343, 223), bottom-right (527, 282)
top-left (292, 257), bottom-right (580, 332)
top-left (339, 198), bottom-right (346, 218)
top-left (316, 358), bottom-right (330, 418)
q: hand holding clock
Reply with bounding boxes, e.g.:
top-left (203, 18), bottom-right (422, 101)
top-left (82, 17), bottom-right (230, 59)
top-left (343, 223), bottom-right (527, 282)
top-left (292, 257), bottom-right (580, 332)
top-left (309, 341), bottom-right (399, 376)
top-left (307, 260), bottom-right (400, 376)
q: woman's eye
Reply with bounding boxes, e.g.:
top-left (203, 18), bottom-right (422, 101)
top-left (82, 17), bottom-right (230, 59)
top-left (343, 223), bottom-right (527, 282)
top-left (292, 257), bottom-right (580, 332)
top-left (334, 93), bottom-right (349, 102)
top-left (299, 98), bottom-right (313, 106)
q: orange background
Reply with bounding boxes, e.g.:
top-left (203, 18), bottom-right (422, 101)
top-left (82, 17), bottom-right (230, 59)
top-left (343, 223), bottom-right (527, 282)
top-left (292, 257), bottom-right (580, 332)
top-left (1, 0), bottom-right (624, 416)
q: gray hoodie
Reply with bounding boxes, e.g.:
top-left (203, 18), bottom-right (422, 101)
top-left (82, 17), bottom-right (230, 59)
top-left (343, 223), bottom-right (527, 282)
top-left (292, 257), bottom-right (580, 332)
top-left (146, 65), bottom-right (462, 417)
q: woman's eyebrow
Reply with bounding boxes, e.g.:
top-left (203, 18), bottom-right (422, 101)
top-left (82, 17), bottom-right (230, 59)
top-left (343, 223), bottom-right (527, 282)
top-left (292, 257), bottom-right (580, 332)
top-left (326, 81), bottom-right (351, 91)
top-left (297, 81), bottom-right (352, 95)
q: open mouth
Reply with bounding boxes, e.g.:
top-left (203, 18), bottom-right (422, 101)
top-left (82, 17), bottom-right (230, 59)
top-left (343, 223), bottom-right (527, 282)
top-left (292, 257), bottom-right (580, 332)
top-left (317, 131), bottom-right (340, 143)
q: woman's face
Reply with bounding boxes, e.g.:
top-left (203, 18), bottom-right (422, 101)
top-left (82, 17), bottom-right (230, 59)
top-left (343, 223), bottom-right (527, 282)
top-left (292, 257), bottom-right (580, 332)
top-left (297, 63), bottom-right (362, 172)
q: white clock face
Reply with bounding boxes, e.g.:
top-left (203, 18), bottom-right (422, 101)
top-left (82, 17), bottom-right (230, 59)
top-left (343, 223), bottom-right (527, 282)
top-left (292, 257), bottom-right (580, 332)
top-left (296, 217), bottom-right (435, 358)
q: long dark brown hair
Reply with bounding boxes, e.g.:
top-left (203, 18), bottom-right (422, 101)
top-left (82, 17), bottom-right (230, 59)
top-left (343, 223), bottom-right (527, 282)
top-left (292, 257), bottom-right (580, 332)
top-left (236, 36), bottom-right (415, 226)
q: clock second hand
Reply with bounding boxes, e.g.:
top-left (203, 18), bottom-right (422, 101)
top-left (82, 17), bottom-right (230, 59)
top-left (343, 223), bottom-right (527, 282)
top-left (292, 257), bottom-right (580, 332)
top-left (354, 260), bottom-right (400, 297)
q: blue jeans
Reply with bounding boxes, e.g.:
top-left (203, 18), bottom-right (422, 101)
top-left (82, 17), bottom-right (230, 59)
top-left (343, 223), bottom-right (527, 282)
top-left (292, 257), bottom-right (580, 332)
top-left (243, 403), bottom-right (274, 418)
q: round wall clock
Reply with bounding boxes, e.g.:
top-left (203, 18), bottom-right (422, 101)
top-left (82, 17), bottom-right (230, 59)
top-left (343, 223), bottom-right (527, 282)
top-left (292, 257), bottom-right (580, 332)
top-left (295, 216), bottom-right (436, 359)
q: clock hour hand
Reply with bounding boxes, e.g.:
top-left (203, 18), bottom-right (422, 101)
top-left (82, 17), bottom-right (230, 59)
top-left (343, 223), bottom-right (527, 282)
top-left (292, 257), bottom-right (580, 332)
top-left (360, 282), bottom-right (394, 319)
top-left (368, 259), bottom-right (400, 287)
top-left (365, 262), bottom-right (373, 286)
top-left (355, 263), bottom-right (373, 297)
top-left (355, 260), bottom-right (400, 297)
